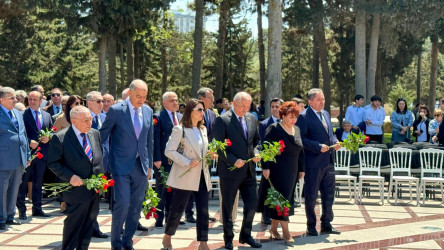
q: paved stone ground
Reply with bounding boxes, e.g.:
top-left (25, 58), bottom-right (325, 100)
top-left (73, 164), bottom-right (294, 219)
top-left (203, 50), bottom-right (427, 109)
top-left (1, 193), bottom-right (443, 250)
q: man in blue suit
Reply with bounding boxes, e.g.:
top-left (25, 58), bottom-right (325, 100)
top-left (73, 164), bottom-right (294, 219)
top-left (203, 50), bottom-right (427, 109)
top-left (153, 91), bottom-right (182, 227)
top-left (16, 91), bottom-right (53, 220)
top-left (0, 87), bottom-right (30, 230)
top-left (296, 88), bottom-right (341, 236)
top-left (100, 80), bottom-right (154, 250)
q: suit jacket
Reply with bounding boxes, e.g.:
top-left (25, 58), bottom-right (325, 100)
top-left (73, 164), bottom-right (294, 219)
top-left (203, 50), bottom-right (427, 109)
top-left (213, 110), bottom-right (261, 179)
top-left (258, 116), bottom-right (276, 143)
top-left (164, 125), bottom-right (211, 191)
top-left (100, 101), bottom-right (153, 176)
top-left (23, 108), bottom-right (53, 161)
top-left (0, 107), bottom-right (30, 170)
top-left (47, 126), bottom-right (103, 202)
top-left (153, 109), bottom-right (183, 172)
top-left (204, 109), bottom-right (216, 141)
top-left (439, 120), bottom-right (444, 145)
top-left (91, 111), bottom-right (109, 172)
top-left (334, 127), bottom-right (360, 142)
top-left (296, 107), bottom-right (338, 169)
top-left (43, 104), bottom-right (61, 118)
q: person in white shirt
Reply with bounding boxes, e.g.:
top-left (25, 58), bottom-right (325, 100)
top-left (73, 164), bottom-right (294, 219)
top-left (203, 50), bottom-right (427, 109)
top-left (364, 95), bottom-right (385, 143)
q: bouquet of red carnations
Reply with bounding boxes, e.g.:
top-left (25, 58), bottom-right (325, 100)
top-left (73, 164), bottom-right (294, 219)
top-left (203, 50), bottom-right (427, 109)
top-left (142, 187), bottom-right (161, 220)
top-left (44, 173), bottom-right (114, 197)
top-left (228, 140), bottom-right (285, 171)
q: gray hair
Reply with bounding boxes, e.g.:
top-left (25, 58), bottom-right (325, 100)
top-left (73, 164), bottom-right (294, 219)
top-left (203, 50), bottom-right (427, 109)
top-left (15, 90), bottom-right (27, 99)
top-left (233, 92), bottom-right (252, 103)
top-left (121, 88), bottom-right (130, 96)
top-left (129, 79), bottom-right (147, 91)
top-left (162, 91), bottom-right (177, 101)
top-left (86, 91), bottom-right (102, 101)
top-left (0, 87), bottom-right (15, 98)
top-left (307, 88), bottom-right (323, 100)
top-left (70, 105), bottom-right (90, 119)
top-left (342, 119), bottom-right (352, 126)
top-left (197, 87), bottom-right (213, 99)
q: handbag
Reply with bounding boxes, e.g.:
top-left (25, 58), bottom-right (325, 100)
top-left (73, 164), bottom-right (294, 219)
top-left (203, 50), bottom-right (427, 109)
top-left (168, 126), bottom-right (185, 165)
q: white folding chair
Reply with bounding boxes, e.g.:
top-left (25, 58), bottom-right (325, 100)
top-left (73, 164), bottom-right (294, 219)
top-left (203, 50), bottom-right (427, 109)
top-left (358, 147), bottom-right (384, 205)
top-left (210, 160), bottom-right (220, 196)
top-left (387, 148), bottom-right (419, 205)
top-left (334, 148), bottom-right (357, 204)
top-left (295, 178), bottom-right (304, 204)
top-left (148, 168), bottom-right (156, 188)
top-left (419, 149), bottom-right (444, 206)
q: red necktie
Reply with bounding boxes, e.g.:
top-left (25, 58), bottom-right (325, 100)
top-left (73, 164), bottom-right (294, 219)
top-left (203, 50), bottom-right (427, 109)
top-left (172, 111), bottom-right (178, 126)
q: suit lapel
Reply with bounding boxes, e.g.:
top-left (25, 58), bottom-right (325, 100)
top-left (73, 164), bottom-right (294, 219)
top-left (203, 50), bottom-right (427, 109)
top-left (123, 103), bottom-right (138, 139)
top-left (67, 127), bottom-right (90, 162)
top-left (308, 107), bottom-right (327, 135)
top-left (184, 128), bottom-right (202, 158)
top-left (161, 109), bottom-right (173, 128)
top-left (25, 109), bottom-right (38, 132)
top-left (87, 132), bottom-right (98, 162)
top-left (229, 110), bottom-right (247, 141)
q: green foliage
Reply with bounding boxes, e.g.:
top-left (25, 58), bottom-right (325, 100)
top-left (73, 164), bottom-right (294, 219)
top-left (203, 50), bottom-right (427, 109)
top-left (142, 186), bottom-right (161, 219)
top-left (338, 132), bottom-right (368, 154)
top-left (264, 179), bottom-right (290, 216)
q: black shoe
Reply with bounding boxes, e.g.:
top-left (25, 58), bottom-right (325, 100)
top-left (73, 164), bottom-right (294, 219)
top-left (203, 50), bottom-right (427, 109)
top-left (224, 241), bottom-right (233, 250)
top-left (92, 230), bottom-right (109, 238)
top-left (239, 237), bottom-right (262, 248)
top-left (0, 223), bottom-right (5, 230)
top-left (155, 222), bottom-right (163, 228)
top-left (111, 247), bottom-right (120, 250)
top-left (32, 211), bottom-right (50, 217)
top-left (19, 213), bottom-right (27, 220)
top-left (137, 222), bottom-right (148, 231)
top-left (208, 217), bottom-right (216, 222)
top-left (5, 220), bottom-right (21, 225)
top-left (306, 228), bottom-right (319, 236)
top-left (320, 227), bottom-right (341, 235)
top-left (261, 217), bottom-right (271, 225)
top-left (186, 216), bottom-right (196, 223)
top-left (122, 247), bottom-right (135, 250)
top-left (179, 221), bottom-right (185, 225)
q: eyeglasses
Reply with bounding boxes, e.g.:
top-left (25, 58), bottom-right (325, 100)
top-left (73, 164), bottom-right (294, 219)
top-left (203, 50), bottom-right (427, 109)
top-left (91, 99), bottom-right (104, 104)
top-left (75, 102), bottom-right (81, 106)
top-left (51, 93), bottom-right (61, 97)
top-left (73, 117), bottom-right (93, 122)
top-left (193, 108), bottom-right (205, 112)
top-left (434, 114), bottom-right (442, 117)
top-left (2, 96), bottom-right (17, 100)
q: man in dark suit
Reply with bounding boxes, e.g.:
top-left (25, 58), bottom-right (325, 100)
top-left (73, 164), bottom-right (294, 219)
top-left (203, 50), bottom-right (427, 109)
top-left (296, 88), bottom-right (341, 236)
top-left (0, 87), bottom-right (30, 230)
top-left (100, 80), bottom-right (154, 250)
top-left (48, 105), bottom-right (104, 250)
top-left (43, 88), bottom-right (63, 117)
top-left (16, 91), bottom-right (53, 219)
top-left (334, 119), bottom-right (360, 142)
top-left (153, 91), bottom-right (182, 227)
top-left (213, 92), bottom-right (262, 249)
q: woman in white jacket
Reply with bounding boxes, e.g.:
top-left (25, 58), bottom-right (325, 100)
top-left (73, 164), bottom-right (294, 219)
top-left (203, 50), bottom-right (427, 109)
top-left (162, 99), bottom-right (217, 250)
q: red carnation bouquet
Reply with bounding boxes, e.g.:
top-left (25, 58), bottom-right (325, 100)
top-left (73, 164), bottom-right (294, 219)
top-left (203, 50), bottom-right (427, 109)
top-left (264, 179), bottom-right (291, 217)
top-left (228, 140), bottom-right (285, 171)
top-left (44, 173), bottom-right (114, 197)
top-left (159, 166), bottom-right (172, 192)
top-left (30, 147), bottom-right (43, 162)
top-left (178, 138), bottom-right (230, 178)
top-left (39, 126), bottom-right (57, 140)
top-left (142, 187), bottom-right (161, 219)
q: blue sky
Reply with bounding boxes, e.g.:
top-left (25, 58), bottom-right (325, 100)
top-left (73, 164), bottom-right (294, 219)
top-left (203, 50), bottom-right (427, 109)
top-left (170, 0), bottom-right (269, 37)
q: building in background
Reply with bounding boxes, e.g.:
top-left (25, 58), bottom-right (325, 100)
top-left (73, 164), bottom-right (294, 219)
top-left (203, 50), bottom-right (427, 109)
top-left (172, 10), bottom-right (197, 33)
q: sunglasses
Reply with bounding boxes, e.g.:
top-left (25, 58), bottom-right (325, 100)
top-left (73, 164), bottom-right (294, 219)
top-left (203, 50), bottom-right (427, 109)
top-left (434, 114), bottom-right (442, 117)
top-left (51, 93), bottom-right (61, 97)
top-left (193, 108), bottom-right (205, 112)
top-left (75, 102), bottom-right (81, 106)
top-left (91, 99), bottom-right (104, 104)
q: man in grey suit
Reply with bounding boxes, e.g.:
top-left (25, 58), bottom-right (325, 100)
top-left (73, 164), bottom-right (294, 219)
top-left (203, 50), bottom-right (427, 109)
top-left (0, 87), bottom-right (30, 230)
top-left (100, 79), bottom-right (154, 250)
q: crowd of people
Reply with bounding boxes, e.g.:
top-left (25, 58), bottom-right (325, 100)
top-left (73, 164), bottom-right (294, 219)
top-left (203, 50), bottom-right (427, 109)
top-left (1, 81), bottom-right (443, 250)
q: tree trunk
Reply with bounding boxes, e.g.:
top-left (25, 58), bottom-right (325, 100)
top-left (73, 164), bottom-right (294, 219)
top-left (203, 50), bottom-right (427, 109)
top-left (366, 13), bottom-right (380, 102)
top-left (265, 0), bottom-right (283, 117)
top-left (161, 8), bottom-right (168, 94)
top-left (120, 43), bottom-right (125, 93)
top-left (257, 0), bottom-right (266, 102)
top-left (428, 36), bottom-right (438, 115)
top-left (355, 11), bottom-right (366, 99)
top-left (98, 35), bottom-right (108, 94)
top-left (134, 40), bottom-right (141, 78)
top-left (375, 50), bottom-right (382, 96)
top-left (191, 0), bottom-right (204, 98)
top-left (215, 0), bottom-right (229, 99)
top-left (416, 48), bottom-right (422, 104)
top-left (108, 35), bottom-right (117, 97)
top-left (312, 32), bottom-right (320, 88)
top-left (126, 39), bottom-right (134, 84)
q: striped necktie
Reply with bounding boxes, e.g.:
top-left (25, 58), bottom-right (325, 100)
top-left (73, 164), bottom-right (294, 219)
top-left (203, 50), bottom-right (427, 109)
top-left (80, 133), bottom-right (93, 162)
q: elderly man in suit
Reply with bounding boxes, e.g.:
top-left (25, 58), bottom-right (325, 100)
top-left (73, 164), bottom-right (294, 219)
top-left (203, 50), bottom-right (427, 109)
top-left (153, 91), bottom-right (182, 227)
top-left (48, 105), bottom-right (104, 250)
top-left (0, 87), bottom-right (30, 231)
top-left (213, 92), bottom-right (262, 249)
top-left (16, 91), bottom-right (53, 220)
top-left (296, 88), bottom-right (341, 237)
top-left (334, 119), bottom-right (360, 142)
top-left (100, 79), bottom-right (154, 250)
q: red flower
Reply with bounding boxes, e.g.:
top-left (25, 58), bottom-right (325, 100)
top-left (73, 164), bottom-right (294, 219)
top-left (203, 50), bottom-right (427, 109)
top-left (364, 136), bottom-right (370, 144)
top-left (275, 205), bottom-right (281, 211)
top-left (108, 179), bottom-right (115, 187)
top-left (51, 126), bottom-right (57, 132)
top-left (153, 213), bottom-right (158, 219)
top-left (150, 207), bottom-right (157, 212)
top-left (167, 187), bottom-right (172, 192)
top-left (37, 147), bottom-right (41, 151)
top-left (226, 139), bottom-right (232, 147)
top-left (279, 140), bottom-right (285, 148)
top-left (277, 211), bottom-right (283, 216)
top-left (96, 190), bottom-right (100, 193)
top-left (283, 207), bottom-right (289, 212)
top-left (283, 212), bottom-right (289, 217)
top-left (153, 118), bottom-right (158, 125)
top-left (145, 213), bottom-right (150, 219)
top-left (36, 152), bottom-right (43, 159)
top-left (278, 152), bottom-right (281, 156)
top-left (279, 147), bottom-right (284, 153)
top-left (103, 184), bottom-right (108, 190)
top-left (101, 175), bottom-right (107, 180)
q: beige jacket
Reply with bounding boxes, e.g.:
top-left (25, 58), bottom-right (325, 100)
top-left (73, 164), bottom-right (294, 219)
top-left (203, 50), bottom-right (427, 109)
top-left (165, 125), bottom-right (211, 191)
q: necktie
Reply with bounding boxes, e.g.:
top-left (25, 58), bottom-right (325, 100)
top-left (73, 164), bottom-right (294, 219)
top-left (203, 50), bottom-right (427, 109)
top-left (318, 111), bottom-right (328, 132)
top-left (35, 110), bottom-right (42, 130)
top-left (92, 115), bottom-right (100, 129)
top-left (276, 118), bottom-right (281, 123)
top-left (238, 116), bottom-right (248, 138)
top-left (81, 133), bottom-right (93, 162)
top-left (172, 111), bottom-right (178, 126)
top-left (55, 106), bottom-right (59, 114)
top-left (134, 108), bottom-right (141, 139)
top-left (8, 110), bottom-right (19, 129)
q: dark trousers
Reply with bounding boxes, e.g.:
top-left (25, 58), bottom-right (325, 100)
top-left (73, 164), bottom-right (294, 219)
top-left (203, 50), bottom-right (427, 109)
top-left (304, 165), bottom-right (335, 229)
top-left (0, 167), bottom-right (23, 223)
top-left (368, 134), bottom-right (383, 144)
top-left (62, 191), bottom-right (99, 250)
top-left (185, 195), bottom-right (194, 218)
top-left (111, 159), bottom-right (147, 248)
top-left (165, 173), bottom-right (209, 241)
top-left (219, 176), bottom-right (258, 242)
top-left (154, 170), bottom-right (172, 225)
top-left (16, 159), bottom-right (47, 213)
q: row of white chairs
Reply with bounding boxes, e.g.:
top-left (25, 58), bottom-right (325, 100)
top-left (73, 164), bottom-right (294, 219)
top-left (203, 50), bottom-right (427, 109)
top-left (334, 147), bottom-right (444, 206)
